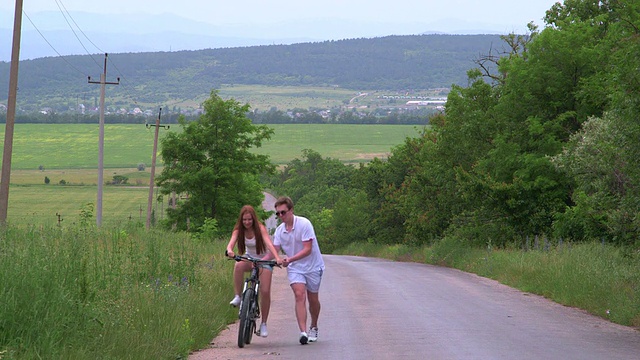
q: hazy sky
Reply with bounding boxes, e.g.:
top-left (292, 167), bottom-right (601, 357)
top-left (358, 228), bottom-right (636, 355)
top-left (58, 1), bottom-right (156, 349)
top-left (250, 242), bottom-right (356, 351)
top-left (1, 0), bottom-right (562, 60)
top-left (4, 0), bottom-right (559, 31)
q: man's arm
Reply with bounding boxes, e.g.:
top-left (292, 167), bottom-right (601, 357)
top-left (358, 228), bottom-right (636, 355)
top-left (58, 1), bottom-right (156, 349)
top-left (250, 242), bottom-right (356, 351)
top-left (282, 239), bottom-right (312, 267)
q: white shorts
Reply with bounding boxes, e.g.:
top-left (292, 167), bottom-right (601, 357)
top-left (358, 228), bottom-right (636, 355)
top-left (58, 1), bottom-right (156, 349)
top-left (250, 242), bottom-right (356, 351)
top-left (288, 268), bottom-right (323, 293)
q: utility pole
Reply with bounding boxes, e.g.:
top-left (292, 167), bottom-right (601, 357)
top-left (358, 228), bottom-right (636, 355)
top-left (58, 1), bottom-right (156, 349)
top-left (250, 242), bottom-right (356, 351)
top-left (146, 108), bottom-right (169, 230)
top-left (0, 0), bottom-right (24, 226)
top-left (88, 54), bottom-right (119, 227)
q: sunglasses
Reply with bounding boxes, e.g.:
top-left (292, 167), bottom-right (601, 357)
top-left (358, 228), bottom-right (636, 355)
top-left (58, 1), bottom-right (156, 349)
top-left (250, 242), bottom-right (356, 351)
top-left (276, 210), bottom-right (288, 217)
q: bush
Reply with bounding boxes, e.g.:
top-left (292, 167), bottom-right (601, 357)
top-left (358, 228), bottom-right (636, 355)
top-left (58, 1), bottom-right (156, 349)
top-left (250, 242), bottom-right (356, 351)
top-left (193, 217), bottom-right (222, 242)
top-left (111, 175), bottom-right (129, 185)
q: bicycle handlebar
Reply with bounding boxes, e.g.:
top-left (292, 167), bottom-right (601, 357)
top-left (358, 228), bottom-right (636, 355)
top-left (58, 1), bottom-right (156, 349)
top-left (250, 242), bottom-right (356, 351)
top-left (225, 250), bottom-right (279, 267)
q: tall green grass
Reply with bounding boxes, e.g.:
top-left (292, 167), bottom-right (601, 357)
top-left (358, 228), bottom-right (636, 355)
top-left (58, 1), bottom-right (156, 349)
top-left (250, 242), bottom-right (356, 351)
top-left (336, 240), bottom-right (640, 327)
top-left (0, 224), bottom-right (235, 359)
top-left (474, 242), bottom-right (640, 326)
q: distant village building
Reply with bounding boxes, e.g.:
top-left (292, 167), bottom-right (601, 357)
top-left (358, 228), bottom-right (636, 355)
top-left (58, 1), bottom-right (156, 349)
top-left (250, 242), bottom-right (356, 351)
top-left (405, 100), bottom-right (446, 106)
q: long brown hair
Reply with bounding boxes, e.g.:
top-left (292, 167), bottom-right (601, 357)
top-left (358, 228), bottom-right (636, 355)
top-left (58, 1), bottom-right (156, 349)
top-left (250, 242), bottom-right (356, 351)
top-left (233, 205), bottom-right (265, 255)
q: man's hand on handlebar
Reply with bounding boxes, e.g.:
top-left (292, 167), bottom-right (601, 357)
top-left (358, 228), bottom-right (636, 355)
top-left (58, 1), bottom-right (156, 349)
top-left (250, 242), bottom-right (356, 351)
top-left (281, 257), bottom-right (290, 267)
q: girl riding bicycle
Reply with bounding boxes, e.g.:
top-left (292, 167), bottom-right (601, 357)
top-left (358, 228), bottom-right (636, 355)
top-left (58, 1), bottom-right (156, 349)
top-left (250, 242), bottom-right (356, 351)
top-left (225, 205), bottom-right (282, 337)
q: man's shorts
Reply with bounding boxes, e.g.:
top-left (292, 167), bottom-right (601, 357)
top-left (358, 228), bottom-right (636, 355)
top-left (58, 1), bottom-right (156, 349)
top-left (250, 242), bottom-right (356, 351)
top-left (288, 268), bottom-right (323, 293)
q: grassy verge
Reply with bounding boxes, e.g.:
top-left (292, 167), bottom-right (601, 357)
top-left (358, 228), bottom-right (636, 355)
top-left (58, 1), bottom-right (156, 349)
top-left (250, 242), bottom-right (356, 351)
top-left (335, 239), bottom-right (640, 328)
top-left (0, 224), bottom-right (235, 359)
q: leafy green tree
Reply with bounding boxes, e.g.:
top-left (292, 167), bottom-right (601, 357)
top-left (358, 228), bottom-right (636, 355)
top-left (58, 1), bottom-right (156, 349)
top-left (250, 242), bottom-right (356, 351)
top-left (352, 157), bottom-right (405, 244)
top-left (551, 114), bottom-right (623, 241)
top-left (111, 175), bottom-right (129, 185)
top-left (267, 149), bottom-right (359, 244)
top-left (273, 149), bottom-right (355, 204)
top-left (439, 6), bottom-right (618, 245)
top-left (541, 0), bottom-right (640, 245)
top-left (393, 75), bottom-right (502, 246)
top-left (156, 90), bottom-right (275, 233)
top-left (326, 190), bottom-right (372, 252)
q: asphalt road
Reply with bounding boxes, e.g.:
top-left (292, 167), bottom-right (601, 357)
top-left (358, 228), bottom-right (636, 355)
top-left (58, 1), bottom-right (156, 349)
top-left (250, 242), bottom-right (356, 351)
top-left (261, 192), bottom-right (278, 233)
top-left (190, 255), bottom-right (640, 360)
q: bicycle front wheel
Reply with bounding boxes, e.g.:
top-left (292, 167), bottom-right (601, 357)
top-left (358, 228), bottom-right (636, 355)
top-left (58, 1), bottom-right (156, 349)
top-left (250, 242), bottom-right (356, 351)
top-left (244, 290), bottom-right (257, 345)
top-left (237, 288), bottom-right (255, 348)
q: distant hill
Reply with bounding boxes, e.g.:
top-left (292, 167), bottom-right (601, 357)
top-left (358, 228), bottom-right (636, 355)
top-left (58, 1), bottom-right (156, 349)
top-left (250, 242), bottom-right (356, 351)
top-left (0, 11), bottom-right (519, 61)
top-left (0, 34), bottom-right (505, 112)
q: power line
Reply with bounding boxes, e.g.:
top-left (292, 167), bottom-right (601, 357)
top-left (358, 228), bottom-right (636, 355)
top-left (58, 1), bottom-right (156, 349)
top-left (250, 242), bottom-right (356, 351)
top-left (22, 10), bottom-right (87, 76)
top-left (57, 0), bottom-right (105, 54)
top-left (53, 0), bottom-right (102, 69)
top-left (54, 0), bottom-right (144, 111)
top-left (25, 1), bottom-right (148, 114)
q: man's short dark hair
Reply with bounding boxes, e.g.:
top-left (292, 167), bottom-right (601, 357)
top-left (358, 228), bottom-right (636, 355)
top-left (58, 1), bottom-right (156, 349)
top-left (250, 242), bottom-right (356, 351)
top-left (275, 196), bottom-right (293, 210)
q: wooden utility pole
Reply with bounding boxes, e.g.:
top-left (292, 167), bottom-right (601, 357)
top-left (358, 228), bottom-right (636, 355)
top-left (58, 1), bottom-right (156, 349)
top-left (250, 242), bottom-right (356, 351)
top-left (0, 0), bottom-right (24, 225)
top-left (146, 108), bottom-right (169, 230)
top-left (88, 54), bottom-right (119, 227)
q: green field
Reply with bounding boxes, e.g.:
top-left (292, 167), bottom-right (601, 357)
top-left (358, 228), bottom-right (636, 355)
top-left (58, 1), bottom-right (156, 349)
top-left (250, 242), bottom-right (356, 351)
top-left (6, 185), bottom-right (151, 227)
top-left (0, 123), bottom-right (424, 170)
top-left (0, 123), bottom-right (425, 225)
top-left (218, 84), bottom-right (360, 111)
top-left (131, 85), bottom-right (362, 113)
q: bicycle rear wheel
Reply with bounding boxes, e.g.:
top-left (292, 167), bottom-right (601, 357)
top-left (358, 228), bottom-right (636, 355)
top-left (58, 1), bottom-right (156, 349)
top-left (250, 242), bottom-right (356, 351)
top-left (237, 288), bottom-right (255, 348)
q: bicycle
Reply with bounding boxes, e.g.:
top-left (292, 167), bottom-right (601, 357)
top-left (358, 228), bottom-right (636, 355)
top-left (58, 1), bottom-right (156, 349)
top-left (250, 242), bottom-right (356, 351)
top-left (226, 252), bottom-right (279, 348)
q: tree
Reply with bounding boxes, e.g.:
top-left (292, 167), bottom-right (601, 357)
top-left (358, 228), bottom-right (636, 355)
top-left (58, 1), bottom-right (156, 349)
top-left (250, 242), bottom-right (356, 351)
top-left (156, 90), bottom-right (275, 233)
top-left (551, 114), bottom-right (627, 242)
top-left (111, 175), bottom-right (129, 185)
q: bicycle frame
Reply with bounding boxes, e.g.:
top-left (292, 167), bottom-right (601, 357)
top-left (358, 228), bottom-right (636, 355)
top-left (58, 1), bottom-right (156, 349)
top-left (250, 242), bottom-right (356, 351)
top-left (242, 265), bottom-right (261, 306)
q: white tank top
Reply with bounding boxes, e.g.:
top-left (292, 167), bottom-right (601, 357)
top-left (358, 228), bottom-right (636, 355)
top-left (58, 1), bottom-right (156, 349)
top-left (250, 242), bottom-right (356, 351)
top-left (244, 236), bottom-right (270, 259)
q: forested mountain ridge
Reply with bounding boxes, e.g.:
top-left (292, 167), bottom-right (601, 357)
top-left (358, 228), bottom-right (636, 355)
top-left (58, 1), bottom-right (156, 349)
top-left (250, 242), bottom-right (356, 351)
top-left (0, 34), bottom-right (503, 112)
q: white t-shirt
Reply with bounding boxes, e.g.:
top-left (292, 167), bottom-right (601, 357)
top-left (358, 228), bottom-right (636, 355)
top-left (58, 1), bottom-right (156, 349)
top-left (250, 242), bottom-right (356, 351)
top-left (273, 215), bottom-right (325, 273)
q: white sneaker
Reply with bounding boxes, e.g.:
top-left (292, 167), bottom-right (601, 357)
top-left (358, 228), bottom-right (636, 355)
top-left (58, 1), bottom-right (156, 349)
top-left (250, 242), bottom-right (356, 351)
top-left (299, 331), bottom-right (308, 345)
top-left (308, 326), bottom-right (318, 342)
top-left (259, 323), bottom-right (268, 337)
top-left (229, 295), bottom-right (241, 307)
